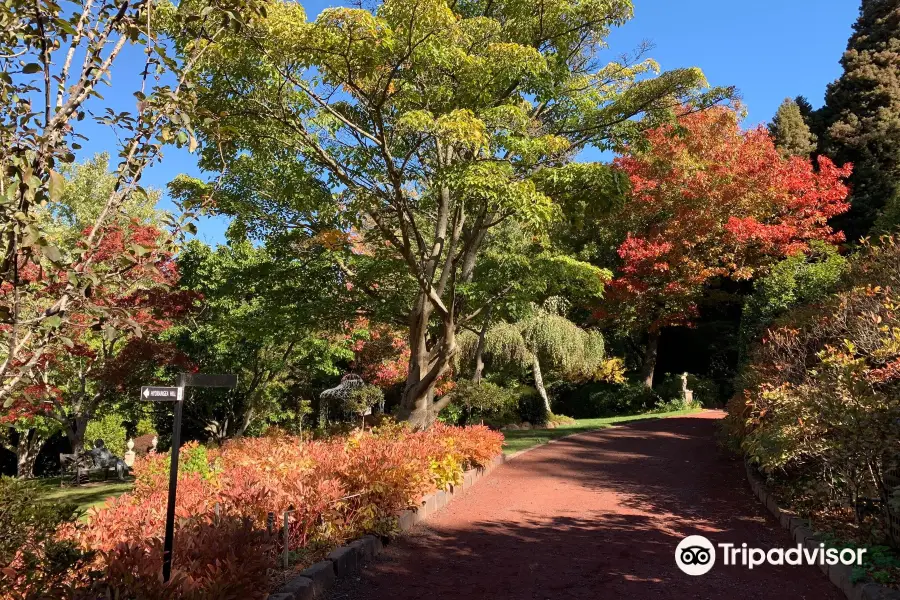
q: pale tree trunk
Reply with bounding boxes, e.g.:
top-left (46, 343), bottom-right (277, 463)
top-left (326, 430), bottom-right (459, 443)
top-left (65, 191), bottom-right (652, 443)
top-left (532, 353), bottom-right (552, 415)
top-left (391, 178), bottom-right (489, 428)
top-left (641, 330), bottom-right (660, 389)
top-left (398, 295), bottom-right (456, 429)
top-left (471, 307), bottom-right (492, 383)
top-left (16, 428), bottom-right (46, 478)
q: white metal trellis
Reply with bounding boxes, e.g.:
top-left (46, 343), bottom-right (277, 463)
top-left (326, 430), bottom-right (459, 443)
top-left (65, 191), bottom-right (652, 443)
top-left (319, 374), bottom-right (370, 424)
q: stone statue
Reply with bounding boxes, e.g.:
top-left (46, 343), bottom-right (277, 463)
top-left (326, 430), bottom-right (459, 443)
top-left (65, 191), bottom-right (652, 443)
top-left (124, 438), bottom-right (136, 467)
top-left (680, 372), bottom-right (694, 404)
top-left (86, 439), bottom-right (128, 480)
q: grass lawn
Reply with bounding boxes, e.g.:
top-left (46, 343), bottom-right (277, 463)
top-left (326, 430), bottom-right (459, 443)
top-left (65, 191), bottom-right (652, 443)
top-left (501, 408), bottom-right (703, 455)
top-left (36, 478), bottom-right (134, 515)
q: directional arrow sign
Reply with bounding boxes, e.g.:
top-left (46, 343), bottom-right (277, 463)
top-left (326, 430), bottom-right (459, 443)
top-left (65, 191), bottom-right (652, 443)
top-left (141, 386), bottom-right (183, 401)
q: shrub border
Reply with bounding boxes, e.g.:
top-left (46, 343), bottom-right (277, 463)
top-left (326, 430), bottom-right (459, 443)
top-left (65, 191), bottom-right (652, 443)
top-left (268, 452), bottom-right (507, 600)
top-left (744, 460), bottom-right (900, 600)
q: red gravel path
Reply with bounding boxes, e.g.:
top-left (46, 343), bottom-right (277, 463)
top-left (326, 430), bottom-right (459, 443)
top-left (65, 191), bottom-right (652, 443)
top-left (327, 411), bottom-right (842, 600)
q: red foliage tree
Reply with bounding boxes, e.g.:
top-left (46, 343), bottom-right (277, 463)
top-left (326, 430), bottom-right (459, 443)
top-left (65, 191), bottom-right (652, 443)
top-left (1, 222), bottom-right (195, 459)
top-left (603, 106), bottom-right (852, 386)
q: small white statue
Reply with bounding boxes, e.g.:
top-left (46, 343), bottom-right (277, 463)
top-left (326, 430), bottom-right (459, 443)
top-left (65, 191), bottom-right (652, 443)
top-left (124, 438), bottom-right (136, 467)
top-left (681, 372), bottom-right (694, 404)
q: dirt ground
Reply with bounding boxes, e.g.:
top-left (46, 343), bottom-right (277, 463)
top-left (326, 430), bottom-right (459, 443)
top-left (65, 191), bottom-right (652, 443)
top-left (326, 411), bottom-right (842, 600)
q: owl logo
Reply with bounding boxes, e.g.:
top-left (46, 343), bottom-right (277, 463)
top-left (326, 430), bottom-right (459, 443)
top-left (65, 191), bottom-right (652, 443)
top-left (675, 535), bottom-right (716, 575)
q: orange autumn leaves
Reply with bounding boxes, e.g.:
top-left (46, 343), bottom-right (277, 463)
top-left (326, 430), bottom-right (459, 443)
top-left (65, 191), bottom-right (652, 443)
top-left (605, 106), bottom-right (853, 332)
top-left (55, 424), bottom-right (502, 598)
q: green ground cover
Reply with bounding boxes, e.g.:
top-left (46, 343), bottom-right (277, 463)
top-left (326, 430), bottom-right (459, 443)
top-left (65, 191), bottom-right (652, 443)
top-left (501, 408), bottom-right (703, 455)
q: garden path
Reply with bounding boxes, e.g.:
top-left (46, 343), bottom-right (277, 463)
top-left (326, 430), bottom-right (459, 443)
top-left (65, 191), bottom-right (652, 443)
top-left (327, 411), bottom-right (841, 600)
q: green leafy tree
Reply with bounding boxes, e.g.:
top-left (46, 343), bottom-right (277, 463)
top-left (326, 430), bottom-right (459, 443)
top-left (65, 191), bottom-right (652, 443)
top-left (84, 412), bottom-right (128, 457)
top-left (738, 241), bottom-right (848, 361)
top-left (36, 153), bottom-right (163, 246)
top-left (184, 0), bottom-right (731, 427)
top-left (0, 412), bottom-right (59, 478)
top-left (462, 220), bottom-right (611, 384)
top-left (171, 241), bottom-right (353, 441)
top-left (445, 380), bottom-right (517, 425)
top-left (768, 98), bottom-right (818, 158)
top-left (343, 385), bottom-right (384, 428)
top-left (822, 0), bottom-right (900, 238)
top-left (460, 299), bottom-right (606, 415)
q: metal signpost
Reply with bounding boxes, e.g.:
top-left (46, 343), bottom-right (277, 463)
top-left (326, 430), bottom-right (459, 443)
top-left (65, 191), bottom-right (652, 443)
top-left (140, 372), bottom-right (237, 582)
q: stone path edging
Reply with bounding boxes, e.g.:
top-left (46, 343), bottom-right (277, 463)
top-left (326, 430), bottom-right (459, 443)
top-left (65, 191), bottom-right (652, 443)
top-left (268, 452), bottom-right (507, 600)
top-left (744, 460), bottom-right (900, 600)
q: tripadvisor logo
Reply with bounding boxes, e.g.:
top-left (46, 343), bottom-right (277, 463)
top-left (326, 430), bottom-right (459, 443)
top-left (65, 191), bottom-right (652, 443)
top-left (676, 535), bottom-right (716, 575)
top-left (675, 535), bottom-right (867, 576)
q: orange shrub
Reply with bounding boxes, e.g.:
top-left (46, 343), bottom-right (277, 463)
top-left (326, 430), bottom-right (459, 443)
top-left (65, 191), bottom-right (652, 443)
top-left (53, 423), bottom-right (502, 599)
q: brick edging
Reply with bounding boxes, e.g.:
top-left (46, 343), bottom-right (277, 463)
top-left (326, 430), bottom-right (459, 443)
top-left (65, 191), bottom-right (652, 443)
top-left (744, 459), bottom-right (900, 600)
top-left (269, 452), bottom-right (507, 600)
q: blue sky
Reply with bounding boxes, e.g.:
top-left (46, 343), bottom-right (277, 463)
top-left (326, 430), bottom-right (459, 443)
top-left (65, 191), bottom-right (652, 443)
top-left (77, 0), bottom-right (861, 246)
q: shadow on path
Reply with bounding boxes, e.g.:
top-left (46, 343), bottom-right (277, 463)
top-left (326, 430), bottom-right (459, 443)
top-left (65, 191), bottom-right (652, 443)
top-left (327, 411), bottom-right (841, 600)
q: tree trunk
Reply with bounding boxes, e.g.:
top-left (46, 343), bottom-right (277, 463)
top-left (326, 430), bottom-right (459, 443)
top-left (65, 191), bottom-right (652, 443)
top-left (399, 295), bottom-right (456, 429)
top-left (398, 388), bottom-right (442, 429)
top-left (641, 330), bottom-right (660, 389)
top-left (532, 353), bottom-right (552, 415)
top-left (65, 415), bottom-right (89, 455)
top-left (236, 405), bottom-right (254, 438)
top-left (16, 429), bottom-right (44, 478)
top-left (471, 308), bottom-right (491, 383)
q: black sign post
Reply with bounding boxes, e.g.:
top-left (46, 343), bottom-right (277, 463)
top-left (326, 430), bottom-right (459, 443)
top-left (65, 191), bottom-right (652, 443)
top-left (161, 373), bottom-right (185, 584)
top-left (141, 372), bottom-right (237, 582)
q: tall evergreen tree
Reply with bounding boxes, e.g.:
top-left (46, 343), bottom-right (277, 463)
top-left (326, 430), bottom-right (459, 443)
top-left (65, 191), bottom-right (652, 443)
top-left (793, 95), bottom-right (827, 141)
top-left (823, 0), bottom-right (900, 239)
top-left (769, 98), bottom-right (818, 158)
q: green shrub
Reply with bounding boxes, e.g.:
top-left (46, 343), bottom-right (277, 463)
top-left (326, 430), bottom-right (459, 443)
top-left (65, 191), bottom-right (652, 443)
top-left (135, 416), bottom-right (157, 437)
top-left (0, 477), bottom-right (90, 598)
top-left (650, 396), bottom-right (702, 414)
top-left (554, 381), bottom-right (661, 418)
top-left (181, 442), bottom-right (214, 478)
top-left (343, 385), bottom-right (384, 425)
top-left (547, 413), bottom-right (575, 426)
top-left (739, 241), bottom-right (847, 361)
top-left (437, 401), bottom-right (465, 425)
top-left (443, 380), bottom-right (518, 426)
top-left (513, 385), bottom-right (548, 426)
top-left (85, 412), bottom-right (128, 456)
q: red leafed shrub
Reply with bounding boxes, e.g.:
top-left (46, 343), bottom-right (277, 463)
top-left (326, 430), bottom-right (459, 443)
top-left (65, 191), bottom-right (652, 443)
top-left (98, 518), bottom-right (274, 600)
top-left (53, 422), bottom-right (502, 599)
top-left (425, 423), bottom-right (504, 471)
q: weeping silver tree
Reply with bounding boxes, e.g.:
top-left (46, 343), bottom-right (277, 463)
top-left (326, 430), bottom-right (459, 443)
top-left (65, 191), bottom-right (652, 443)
top-left (459, 299), bottom-right (605, 414)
